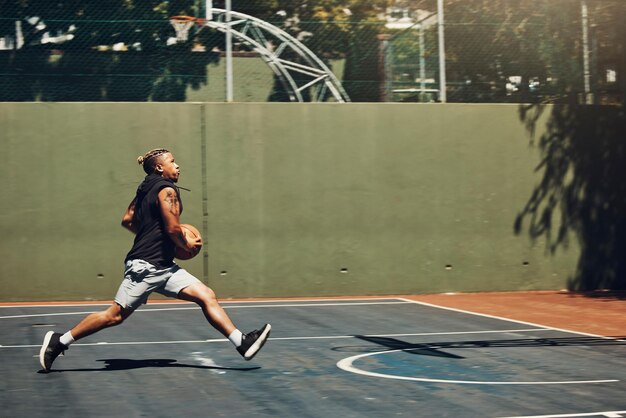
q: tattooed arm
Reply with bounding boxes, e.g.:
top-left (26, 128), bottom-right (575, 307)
top-left (158, 187), bottom-right (201, 252)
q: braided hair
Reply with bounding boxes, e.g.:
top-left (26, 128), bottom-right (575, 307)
top-left (137, 148), bottom-right (169, 174)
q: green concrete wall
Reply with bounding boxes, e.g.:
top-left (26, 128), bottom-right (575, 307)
top-left (1, 103), bottom-right (580, 301)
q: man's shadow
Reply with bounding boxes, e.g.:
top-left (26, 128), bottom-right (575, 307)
top-left (350, 336), bottom-right (465, 358)
top-left (332, 334), bottom-right (626, 357)
top-left (39, 358), bottom-right (260, 373)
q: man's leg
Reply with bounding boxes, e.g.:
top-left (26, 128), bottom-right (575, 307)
top-left (70, 302), bottom-right (135, 340)
top-left (39, 303), bottom-right (135, 371)
top-left (178, 282), bottom-right (271, 360)
top-left (177, 283), bottom-right (236, 336)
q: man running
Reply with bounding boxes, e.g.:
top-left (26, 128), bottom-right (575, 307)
top-left (40, 148), bottom-right (270, 371)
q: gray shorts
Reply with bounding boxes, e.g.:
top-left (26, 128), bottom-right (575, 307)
top-left (115, 259), bottom-right (202, 309)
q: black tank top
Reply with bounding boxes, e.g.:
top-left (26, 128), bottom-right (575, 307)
top-left (125, 174), bottom-right (183, 269)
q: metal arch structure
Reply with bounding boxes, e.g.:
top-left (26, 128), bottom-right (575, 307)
top-left (201, 9), bottom-right (350, 103)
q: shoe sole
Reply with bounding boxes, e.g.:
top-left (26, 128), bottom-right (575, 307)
top-left (39, 331), bottom-right (55, 371)
top-left (243, 324), bottom-right (272, 361)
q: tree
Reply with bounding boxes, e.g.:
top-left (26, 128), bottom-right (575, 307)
top-left (408, 0), bottom-right (624, 103)
top-left (1, 0), bottom-right (623, 103)
top-left (587, 0), bottom-right (626, 104)
top-left (0, 0), bottom-right (217, 101)
top-left (297, 0), bottom-right (391, 101)
top-left (0, 0), bottom-right (393, 102)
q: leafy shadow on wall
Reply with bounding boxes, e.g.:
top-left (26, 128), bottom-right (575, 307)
top-left (515, 104), bottom-right (626, 291)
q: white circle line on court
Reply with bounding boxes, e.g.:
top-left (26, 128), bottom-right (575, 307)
top-left (336, 348), bottom-right (620, 386)
top-left (0, 327), bottom-right (551, 349)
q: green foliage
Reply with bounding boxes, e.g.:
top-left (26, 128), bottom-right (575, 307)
top-left (0, 0), bottom-right (623, 103)
top-left (404, 0), bottom-right (624, 103)
top-left (0, 0), bottom-right (217, 101)
top-left (0, 0), bottom-right (391, 101)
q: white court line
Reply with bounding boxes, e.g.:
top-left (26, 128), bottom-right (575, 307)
top-left (0, 300), bottom-right (411, 320)
top-left (8, 298), bottom-right (620, 387)
top-left (0, 303), bottom-right (115, 309)
top-left (0, 327), bottom-right (550, 349)
top-left (496, 410), bottom-right (626, 418)
top-left (332, 298), bottom-right (623, 386)
top-left (0, 297), bottom-right (402, 309)
top-left (399, 298), bottom-right (618, 340)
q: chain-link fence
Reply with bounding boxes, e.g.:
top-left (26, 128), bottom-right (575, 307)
top-left (387, 0), bottom-right (625, 104)
top-left (0, 0), bottom-right (623, 104)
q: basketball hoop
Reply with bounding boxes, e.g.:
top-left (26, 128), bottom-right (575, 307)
top-left (170, 15), bottom-right (196, 42)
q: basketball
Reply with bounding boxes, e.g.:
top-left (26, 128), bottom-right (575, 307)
top-left (175, 223), bottom-right (202, 260)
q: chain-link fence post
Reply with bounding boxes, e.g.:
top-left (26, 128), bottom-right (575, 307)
top-left (581, 0), bottom-right (593, 104)
top-left (437, 0), bottom-right (447, 103)
top-left (378, 34), bottom-right (393, 102)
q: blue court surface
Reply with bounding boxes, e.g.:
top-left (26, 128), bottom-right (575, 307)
top-left (1, 297), bottom-right (625, 417)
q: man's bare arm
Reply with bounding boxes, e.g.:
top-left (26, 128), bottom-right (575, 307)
top-left (121, 198), bottom-right (138, 234)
